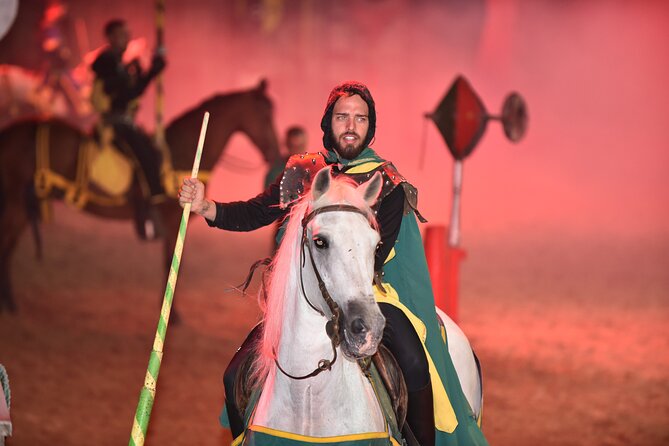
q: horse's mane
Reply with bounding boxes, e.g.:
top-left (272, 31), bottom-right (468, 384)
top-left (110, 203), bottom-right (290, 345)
top-left (250, 174), bottom-right (378, 386)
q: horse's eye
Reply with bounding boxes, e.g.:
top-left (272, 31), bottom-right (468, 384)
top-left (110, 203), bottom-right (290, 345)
top-left (376, 241), bottom-right (383, 251)
top-left (313, 236), bottom-right (329, 250)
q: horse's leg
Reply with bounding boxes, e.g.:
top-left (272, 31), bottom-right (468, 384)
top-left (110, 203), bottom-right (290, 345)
top-left (0, 190), bottom-right (30, 313)
top-left (26, 183), bottom-right (43, 260)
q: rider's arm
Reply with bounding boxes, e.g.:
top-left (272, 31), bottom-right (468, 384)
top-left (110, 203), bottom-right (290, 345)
top-left (123, 54), bottom-right (166, 101)
top-left (206, 178), bottom-right (287, 231)
top-left (374, 185), bottom-right (405, 272)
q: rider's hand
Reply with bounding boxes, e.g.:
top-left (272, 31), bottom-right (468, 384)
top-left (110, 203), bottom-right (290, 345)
top-left (149, 52), bottom-right (167, 76)
top-left (179, 178), bottom-right (214, 220)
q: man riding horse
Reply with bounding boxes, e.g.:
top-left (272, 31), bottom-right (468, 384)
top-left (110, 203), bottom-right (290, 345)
top-left (91, 19), bottom-right (166, 238)
top-left (179, 82), bottom-right (488, 446)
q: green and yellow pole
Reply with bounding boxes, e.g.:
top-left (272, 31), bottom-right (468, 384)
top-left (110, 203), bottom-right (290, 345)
top-left (129, 112), bottom-right (210, 446)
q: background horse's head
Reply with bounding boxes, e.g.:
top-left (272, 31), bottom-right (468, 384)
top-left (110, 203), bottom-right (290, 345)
top-left (257, 167), bottom-right (386, 382)
top-left (235, 80), bottom-right (281, 164)
top-left (166, 79), bottom-right (281, 169)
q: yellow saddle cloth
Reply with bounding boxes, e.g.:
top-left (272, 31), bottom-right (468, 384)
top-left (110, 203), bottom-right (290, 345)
top-left (374, 283), bottom-right (459, 434)
top-left (87, 126), bottom-right (133, 197)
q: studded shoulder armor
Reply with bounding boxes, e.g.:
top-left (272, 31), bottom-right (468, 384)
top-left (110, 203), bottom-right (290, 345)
top-left (279, 152), bottom-right (328, 208)
top-left (279, 152), bottom-right (426, 222)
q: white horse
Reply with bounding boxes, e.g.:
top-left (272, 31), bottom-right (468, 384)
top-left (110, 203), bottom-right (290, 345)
top-left (245, 167), bottom-right (481, 442)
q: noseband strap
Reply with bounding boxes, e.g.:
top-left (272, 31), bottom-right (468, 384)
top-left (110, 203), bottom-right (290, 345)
top-left (274, 204), bottom-right (373, 380)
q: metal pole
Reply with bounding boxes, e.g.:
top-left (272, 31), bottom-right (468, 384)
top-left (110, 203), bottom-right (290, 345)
top-left (448, 160), bottom-right (463, 247)
top-left (154, 0), bottom-right (167, 152)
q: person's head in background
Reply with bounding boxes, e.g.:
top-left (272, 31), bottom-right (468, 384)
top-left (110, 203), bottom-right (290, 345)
top-left (285, 126), bottom-right (307, 156)
top-left (104, 19), bottom-right (130, 55)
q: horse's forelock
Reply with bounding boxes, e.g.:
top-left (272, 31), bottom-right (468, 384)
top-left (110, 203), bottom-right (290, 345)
top-left (312, 177), bottom-right (378, 230)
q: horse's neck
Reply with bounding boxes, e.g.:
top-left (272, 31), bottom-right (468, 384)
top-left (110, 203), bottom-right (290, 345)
top-left (168, 111), bottom-right (235, 171)
top-left (252, 269), bottom-right (386, 436)
top-left (198, 121), bottom-right (235, 172)
top-left (276, 285), bottom-right (333, 375)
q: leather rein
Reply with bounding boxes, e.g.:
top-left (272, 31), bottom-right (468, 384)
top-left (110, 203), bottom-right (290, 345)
top-left (274, 204), bottom-right (373, 380)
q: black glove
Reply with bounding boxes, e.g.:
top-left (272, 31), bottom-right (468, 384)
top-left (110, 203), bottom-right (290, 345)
top-left (148, 52), bottom-right (167, 77)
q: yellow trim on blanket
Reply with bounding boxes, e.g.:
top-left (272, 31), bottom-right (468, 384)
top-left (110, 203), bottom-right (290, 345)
top-left (373, 283), bottom-right (459, 433)
top-left (344, 161), bottom-right (385, 174)
top-left (231, 431), bottom-right (245, 446)
top-left (248, 425), bottom-right (390, 443)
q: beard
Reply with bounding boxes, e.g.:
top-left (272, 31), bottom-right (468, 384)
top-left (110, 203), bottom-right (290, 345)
top-left (333, 131), bottom-right (365, 160)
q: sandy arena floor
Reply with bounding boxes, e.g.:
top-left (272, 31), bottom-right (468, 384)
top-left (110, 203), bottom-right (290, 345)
top-left (1, 203), bottom-right (668, 445)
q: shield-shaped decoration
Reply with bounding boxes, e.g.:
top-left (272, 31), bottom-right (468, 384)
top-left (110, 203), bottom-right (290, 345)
top-left (428, 75), bottom-right (488, 161)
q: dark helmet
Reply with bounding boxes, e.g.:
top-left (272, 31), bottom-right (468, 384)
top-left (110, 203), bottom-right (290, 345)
top-left (320, 81), bottom-right (376, 150)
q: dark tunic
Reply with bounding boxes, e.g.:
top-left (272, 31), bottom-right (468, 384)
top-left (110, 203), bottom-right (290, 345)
top-left (206, 155), bottom-right (405, 272)
top-left (91, 49), bottom-right (161, 118)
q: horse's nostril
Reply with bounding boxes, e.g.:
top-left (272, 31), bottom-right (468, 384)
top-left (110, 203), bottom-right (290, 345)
top-left (350, 318), bottom-right (367, 335)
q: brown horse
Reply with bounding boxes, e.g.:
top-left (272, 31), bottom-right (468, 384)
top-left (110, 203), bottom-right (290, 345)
top-left (0, 80), bottom-right (280, 312)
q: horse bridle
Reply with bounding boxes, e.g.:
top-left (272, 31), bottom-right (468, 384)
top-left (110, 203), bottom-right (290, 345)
top-left (274, 204), bottom-right (373, 380)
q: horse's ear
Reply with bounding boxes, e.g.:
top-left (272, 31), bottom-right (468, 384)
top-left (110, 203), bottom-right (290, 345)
top-left (357, 171), bottom-right (383, 206)
top-left (257, 78), bottom-right (268, 92)
top-left (311, 167), bottom-right (332, 201)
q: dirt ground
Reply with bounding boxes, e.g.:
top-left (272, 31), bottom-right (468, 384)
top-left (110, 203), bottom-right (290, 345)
top-left (1, 203), bottom-right (668, 445)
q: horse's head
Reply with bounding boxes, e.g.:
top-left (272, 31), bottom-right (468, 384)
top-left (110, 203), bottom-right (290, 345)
top-left (301, 167), bottom-right (386, 360)
top-left (166, 79), bottom-right (281, 170)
